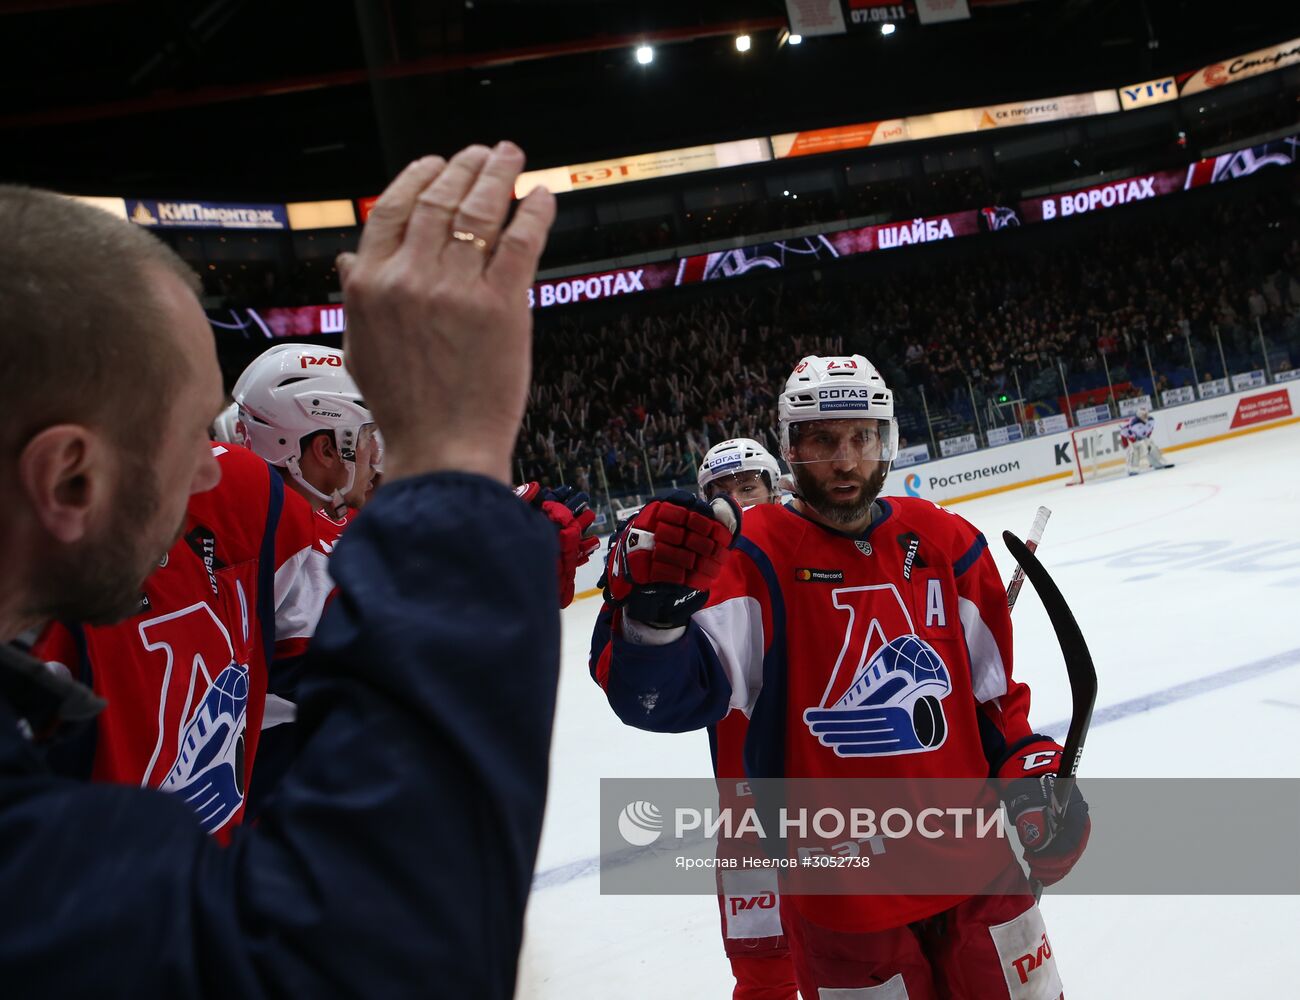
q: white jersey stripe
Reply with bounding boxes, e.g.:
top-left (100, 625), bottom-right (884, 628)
top-left (958, 595), bottom-right (1008, 703)
top-left (693, 596), bottom-right (767, 717)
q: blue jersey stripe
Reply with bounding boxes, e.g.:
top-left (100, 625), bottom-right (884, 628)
top-left (257, 465), bottom-right (285, 674)
top-left (953, 532), bottom-right (988, 579)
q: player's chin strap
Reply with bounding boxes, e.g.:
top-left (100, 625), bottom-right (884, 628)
top-left (283, 454), bottom-right (354, 519)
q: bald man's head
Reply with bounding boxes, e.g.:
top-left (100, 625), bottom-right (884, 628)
top-left (0, 188), bottom-right (225, 635)
top-left (0, 187), bottom-right (200, 460)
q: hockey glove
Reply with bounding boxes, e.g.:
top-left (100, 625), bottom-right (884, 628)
top-left (516, 482), bottom-right (600, 609)
top-left (997, 736), bottom-right (1092, 887)
top-left (603, 490), bottom-right (740, 630)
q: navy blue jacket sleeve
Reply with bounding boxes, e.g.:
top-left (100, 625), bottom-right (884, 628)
top-left (590, 606), bottom-right (732, 733)
top-left (0, 472), bottom-right (560, 998)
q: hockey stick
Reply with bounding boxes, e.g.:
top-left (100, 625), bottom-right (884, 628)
top-left (1005, 506), bottom-right (1051, 612)
top-left (1003, 530), bottom-right (1098, 900)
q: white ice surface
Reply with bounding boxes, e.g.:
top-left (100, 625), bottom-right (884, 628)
top-left (518, 421), bottom-right (1300, 999)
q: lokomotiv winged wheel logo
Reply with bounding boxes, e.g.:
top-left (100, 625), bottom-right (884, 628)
top-left (139, 600), bottom-right (250, 834)
top-left (803, 584), bottom-right (952, 757)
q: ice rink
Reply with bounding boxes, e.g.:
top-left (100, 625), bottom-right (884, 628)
top-left (517, 419), bottom-right (1300, 999)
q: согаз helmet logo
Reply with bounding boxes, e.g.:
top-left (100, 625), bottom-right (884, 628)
top-left (617, 800), bottom-right (663, 846)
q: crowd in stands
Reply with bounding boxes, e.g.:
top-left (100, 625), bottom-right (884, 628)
top-left (517, 296), bottom-right (848, 494)
top-left (516, 170), bottom-right (1300, 497)
top-left (194, 115), bottom-right (1300, 502)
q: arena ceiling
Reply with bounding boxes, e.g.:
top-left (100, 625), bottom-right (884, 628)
top-left (2, 0), bottom-right (1298, 199)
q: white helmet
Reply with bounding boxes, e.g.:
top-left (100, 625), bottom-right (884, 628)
top-left (697, 438), bottom-right (782, 497)
top-left (210, 402), bottom-right (241, 444)
top-left (778, 354), bottom-right (899, 464)
top-left (232, 344), bottom-right (374, 510)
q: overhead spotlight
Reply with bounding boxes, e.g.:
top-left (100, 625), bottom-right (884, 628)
top-left (881, 22), bottom-right (896, 36)
top-left (788, 33), bottom-right (802, 45)
top-left (635, 45), bottom-right (654, 65)
top-left (736, 34), bottom-right (751, 52)
top-left (783, 190), bottom-right (790, 196)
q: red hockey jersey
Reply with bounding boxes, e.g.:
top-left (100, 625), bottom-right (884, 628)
top-left (34, 444), bottom-right (339, 836)
top-left (269, 505), bottom-right (349, 661)
top-left (594, 496), bottom-right (1037, 932)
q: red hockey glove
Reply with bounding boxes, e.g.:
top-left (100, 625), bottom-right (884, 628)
top-left (603, 490), bottom-right (740, 630)
top-left (997, 737), bottom-right (1091, 887)
top-left (516, 483), bottom-right (600, 609)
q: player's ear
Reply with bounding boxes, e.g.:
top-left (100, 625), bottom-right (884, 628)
top-left (307, 431), bottom-right (340, 467)
top-left (17, 424), bottom-right (109, 544)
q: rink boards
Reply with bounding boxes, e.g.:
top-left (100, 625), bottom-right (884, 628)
top-left (883, 380), bottom-right (1300, 505)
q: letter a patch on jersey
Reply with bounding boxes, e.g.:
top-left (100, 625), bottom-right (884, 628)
top-left (802, 585), bottom-right (952, 758)
top-left (926, 578), bottom-right (947, 628)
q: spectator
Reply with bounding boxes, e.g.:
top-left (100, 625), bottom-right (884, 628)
top-left (1248, 286), bottom-right (1269, 320)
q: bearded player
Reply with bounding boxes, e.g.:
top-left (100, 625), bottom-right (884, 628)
top-left (591, 356), bottom-right (1090, 998)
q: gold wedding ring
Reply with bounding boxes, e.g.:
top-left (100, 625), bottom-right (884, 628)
top-left (451, 230), bottom-right (489, 251)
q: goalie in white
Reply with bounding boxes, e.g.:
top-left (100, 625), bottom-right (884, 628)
top-left (1122, 404), bottom-right (1173, 475)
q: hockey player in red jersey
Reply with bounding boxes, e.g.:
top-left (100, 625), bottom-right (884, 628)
top-left (699, 437), bottom-right (781, 509)
top-left (32, 440), bottom-right (335, 835)
top-left (36, 348), bottom-right (389, 830)
top-left (231, 345), bottom-right (380, 652)
top-left (235, 343), bottom-right (595, 613)
top-left (592, 356), bottom-right (1090, 999)
top-left (227, 345), bottom-right (382, 809)
top-left (233, 343), bottom-right (594, 805)
top-left (33, 340), bottom-right (593, 836)
top-left (697, 438), bottom-right (798, 1000)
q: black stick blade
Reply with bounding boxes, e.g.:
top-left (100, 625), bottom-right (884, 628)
top-left (1003, 530), bottom-right (1098, 798)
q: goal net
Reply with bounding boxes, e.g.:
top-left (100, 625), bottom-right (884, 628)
top-left (1069, 421), bottom-right (1129, 484)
